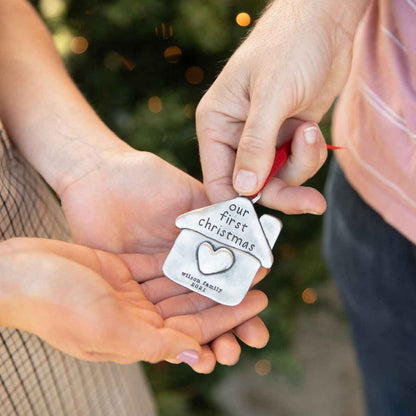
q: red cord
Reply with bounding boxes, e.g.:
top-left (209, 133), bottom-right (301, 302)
top-left (249, 139), bottom-right (344, 199)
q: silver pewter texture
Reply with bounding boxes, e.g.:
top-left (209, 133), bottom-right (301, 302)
top-left (163, 196), bottom-right (282, 305)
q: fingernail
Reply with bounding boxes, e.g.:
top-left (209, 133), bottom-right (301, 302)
top-left (305, 211), bottom-right (321, 215)
top-left (234, 170), bottom-right (258, 193)
top-left (304, 126), bottom-right (318, 145)
top-left (177, 350), bottom-right (200, 365)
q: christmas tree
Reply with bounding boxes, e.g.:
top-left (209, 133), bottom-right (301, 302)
top-left (30, 1), bottom-right (332, 414)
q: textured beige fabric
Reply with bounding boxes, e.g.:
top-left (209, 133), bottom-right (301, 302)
top-left (0, 123), bottom-right (156, 416)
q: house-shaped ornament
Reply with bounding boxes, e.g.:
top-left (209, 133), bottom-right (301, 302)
top-left (163, 196), bottom-right (282, 306)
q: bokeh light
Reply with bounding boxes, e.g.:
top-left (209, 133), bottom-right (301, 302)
top-left (164, 46), bottom-right (182, 64)
top-left (119, 56), bottom-right (136, 71)
top-left (185, 67), bottom-right (204, 85)
top-left (236, 12), bottom-right (251, 27)
top-left (184, 104), bottom-right (196, 119)
top-left (52, 28), bottom-right (72, 56)
top-left (70, 36), bottom-right (89, 54)
top-left (155, 23), bottom-right (174, 39)
top-left (302, 288), bottom-right (318, 304)
top-left (255, 359), bottom-right (272, 376)
top-left (148, 96), bottom-right (163, 113)
top-left (39, 0), bottom-right (66, 19)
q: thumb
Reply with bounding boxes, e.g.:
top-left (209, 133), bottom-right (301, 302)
top-left (233, 91), bottom-right (287, 196)
top-left (143, 326), bottom-right (201, 365)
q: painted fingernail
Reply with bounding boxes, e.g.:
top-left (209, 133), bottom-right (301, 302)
top-left (304, 126), bottom-right (318, 145)
top-left (234, 170), bottom-right (258, 193)
top-left (177, 350), bottom-right (200, 365)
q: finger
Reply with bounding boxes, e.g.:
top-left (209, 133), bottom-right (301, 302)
top-left (165, 290), bottom-right (268, 345)
top-left (81, 351), bottom-right (144, 365)
top-left (260, 177), bottom-right (327, 215)
top-left (197, 108), bottom-right (241, 203)
top-left (119, 252), bottom-right (167, 282)
top-left (188, 345), bottom-right (217, 374)
top-left (211, 332), bottom-right (241, 366)
top-left (157, 268), bottom-right (268, 319)
top-left (233, 89), bottom-right (286, 196)
top-left (277, 122), bottom-right (327, 185)
top-left (122, 302), bottom-right (164, 327)
top-left (156, 291), bottom-right (217, 319)
top-left (141, 277), bottom-right (190, 304)
top-left (251, 266), bottom-right (268, 287)
top-left (108, 310), bottom-right (202, 364)
top-left (233, 316), bottom-right (269, 348)
top-left (155, 266), bottom-right (268, 319)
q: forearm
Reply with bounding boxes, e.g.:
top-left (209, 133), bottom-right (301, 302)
top-left (263, 0), bottom-right (370, 39)
top-left (0, 0), bottom-right (129, 196)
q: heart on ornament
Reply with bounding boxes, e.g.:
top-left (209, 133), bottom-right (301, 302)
top-left (197, 242), bottom-right (234, 275)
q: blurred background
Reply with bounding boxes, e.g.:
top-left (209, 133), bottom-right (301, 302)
top-left (29, 0), bottom-right (365, 414)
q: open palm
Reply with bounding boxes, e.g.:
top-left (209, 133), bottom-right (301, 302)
top-left (60, 149), bottom-right (270, 372)
top-left (6, 238), bottom-right (266, 370)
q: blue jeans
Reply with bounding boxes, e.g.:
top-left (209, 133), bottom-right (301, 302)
top-left (323, 159), bottom-right (416, 416)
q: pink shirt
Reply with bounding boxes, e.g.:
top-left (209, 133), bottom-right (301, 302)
top-left (333, 0), bottom-right (416, 244)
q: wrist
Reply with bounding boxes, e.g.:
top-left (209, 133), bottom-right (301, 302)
top-left (0, 50), bottom-right (132, 197)
top-left (329, 0), bottom-right (370, 42)
top-left (264, 0), bottom-right (369, 41)
top-left (42, 128), bottom-right (132, 198)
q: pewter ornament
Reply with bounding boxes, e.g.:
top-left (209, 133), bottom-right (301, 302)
top-left (163, 196), bottom-right (282, 305)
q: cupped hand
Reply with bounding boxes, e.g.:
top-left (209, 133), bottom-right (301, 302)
top-left (196, 0), bottom-right (365, 210)
top-left (1, 238), bottom-right (268, 371)
top-left (60, 150), bottom-right (270, 372)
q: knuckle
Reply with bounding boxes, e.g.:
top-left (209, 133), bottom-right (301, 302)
top-left (193, 314), bottom-right (210, 344)
top-left (146, 329), bottom-right (172, 363)
top-left (195, 100), bottom-right (206, 121)
top-left (154, 302), bottom-right (167, 320)
top-left (239, 133), bottom-right (269, 155)
top-left (196, 97), bottom-right (213, 127)
top-left (198, 127), bottom-right (221, 145)
top-left (303, 156), bottom-right (321, 176)
top-left (145, 349), bottom-right (163, 364)
top-left (141, 281), bottom-right (157, 304)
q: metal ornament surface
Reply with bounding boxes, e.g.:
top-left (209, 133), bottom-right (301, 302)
top-left (163, 196), bottom-right (282, 306)
top-left (197, 242), bottom-right (235, 275)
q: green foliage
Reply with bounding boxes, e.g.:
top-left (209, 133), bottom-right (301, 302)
top-left (30, 0), bottom-right (332, 414)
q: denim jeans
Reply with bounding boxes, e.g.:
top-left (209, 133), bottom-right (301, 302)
top-left (323, 159), bottom-right (416, 416)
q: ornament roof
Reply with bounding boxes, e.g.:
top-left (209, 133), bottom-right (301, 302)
top-left (176, 196), bottom-right (280, 268)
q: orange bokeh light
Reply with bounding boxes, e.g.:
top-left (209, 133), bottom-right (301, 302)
top-left (164, 46), bottom-right (182, 63)
top-left (254, 359), bottom-right (272, 376)
top-left (185, 66), bottom-right (204, 85)
top-left (236, 12), bottom-right (251, 27)
top-left (148, 96), bottom-right (163, 113)
top-left (184, 104), bottom-right (195, 119)
top-left (70, 36), bottom-right (88, 54)
top-left (302, 288), bottom-right (318, 304)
